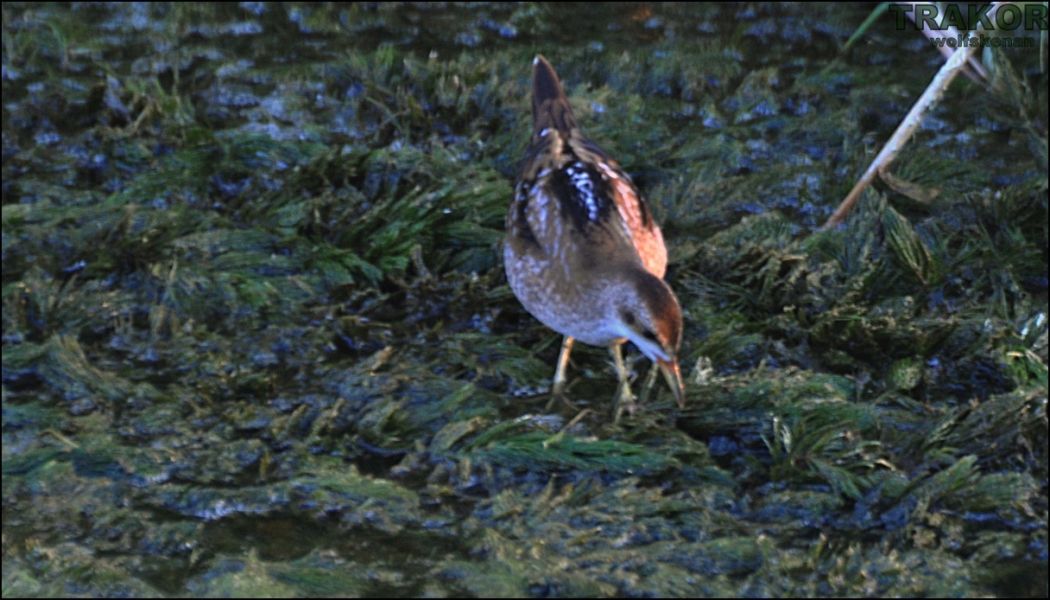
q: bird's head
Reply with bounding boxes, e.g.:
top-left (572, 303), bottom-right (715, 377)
top-left (609, 268), bottom-right (685, 408)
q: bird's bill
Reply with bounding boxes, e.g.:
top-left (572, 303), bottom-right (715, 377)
top-left (657, 358), bottom-right (685, 409)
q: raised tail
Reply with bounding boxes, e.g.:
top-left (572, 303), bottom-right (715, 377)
top-left (532, 55), bottom-right (577, 136)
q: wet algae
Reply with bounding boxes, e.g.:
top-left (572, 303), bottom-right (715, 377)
top-left (2, 3), bottom-right (1047, 597)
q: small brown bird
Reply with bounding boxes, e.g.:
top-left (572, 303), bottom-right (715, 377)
top-left (504, 55), bottom-right (685, 419)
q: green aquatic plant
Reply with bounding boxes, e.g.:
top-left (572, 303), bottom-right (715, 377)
top-left (2, 3), bottom-right (1046, 597)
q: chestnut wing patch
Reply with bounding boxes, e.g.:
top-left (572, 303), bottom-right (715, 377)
top-left (600, 162), bottom-right (653, 231)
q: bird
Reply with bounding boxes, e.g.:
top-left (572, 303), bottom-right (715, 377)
top-left (504, 55), bottom-right (685, 420)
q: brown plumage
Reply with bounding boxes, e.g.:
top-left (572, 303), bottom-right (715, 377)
top-left (504, 55), bottom-right (685, 417)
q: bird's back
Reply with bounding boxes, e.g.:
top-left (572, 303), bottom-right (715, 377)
top-left (507, 55), bottom-right (668, 280)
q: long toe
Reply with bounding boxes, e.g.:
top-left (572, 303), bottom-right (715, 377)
top-left (546, 380), bottom-right (579, 412)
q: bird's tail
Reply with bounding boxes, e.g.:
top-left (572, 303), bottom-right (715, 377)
top-left (532, 55), bottom-right (577, 136)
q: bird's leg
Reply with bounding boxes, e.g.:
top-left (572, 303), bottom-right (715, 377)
top-left (551, 336), bottom-right (574, 395)
top-left (610, 343), bottom-right (637, 423)
top-left (546, 336), bottom-right (577, 410)
top-left (638, 361), bottom-right (659, 404)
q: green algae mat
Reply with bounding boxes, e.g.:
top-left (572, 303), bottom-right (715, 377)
top-left (2, 3), bottom-right (1047, 597)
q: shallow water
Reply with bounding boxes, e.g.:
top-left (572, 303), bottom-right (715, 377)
top-left (2, 3), bottom-right (1047, 597)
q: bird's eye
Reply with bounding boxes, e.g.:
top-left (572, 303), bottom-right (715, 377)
top-left (622, 310), bottom-right (636, 325)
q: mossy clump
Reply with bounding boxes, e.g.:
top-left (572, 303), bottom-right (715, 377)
top-left (3, 2), bottom-right (1046, 597)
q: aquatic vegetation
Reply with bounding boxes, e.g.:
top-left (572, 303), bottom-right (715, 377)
top-left (2, 2), bottom-right (1047, 597)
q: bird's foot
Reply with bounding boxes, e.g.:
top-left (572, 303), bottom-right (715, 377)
top-left (545, 378), bottom-right (579, 412)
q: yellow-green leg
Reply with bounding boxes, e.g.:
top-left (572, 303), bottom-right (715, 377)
top-left (638, 361), bottom-right (659, 404)
top-left (552, 336), bottom-right (574, 395)
top-left (546, 336), bottom-right (576, 410)
top-left (610, 343), bottom-right (637, 422)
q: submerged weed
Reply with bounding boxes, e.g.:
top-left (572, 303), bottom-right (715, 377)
top-left (2, 2), bottom-right (1046, 597)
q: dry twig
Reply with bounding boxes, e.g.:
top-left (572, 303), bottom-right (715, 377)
top-left (823, 2), bottom-right (1003, 229)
